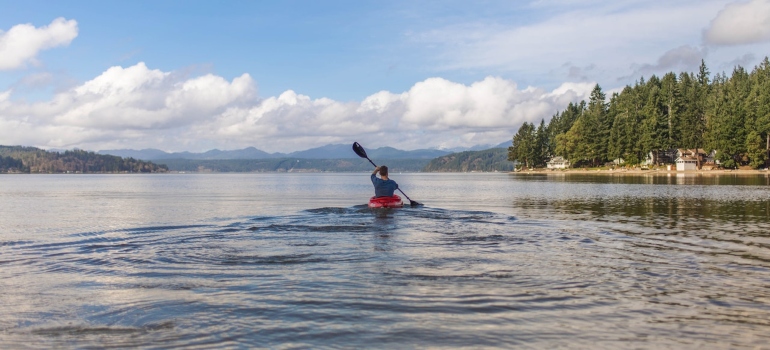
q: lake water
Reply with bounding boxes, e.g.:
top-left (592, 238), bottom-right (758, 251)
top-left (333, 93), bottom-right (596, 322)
top-left (1, 173), bottom-right (769, 348)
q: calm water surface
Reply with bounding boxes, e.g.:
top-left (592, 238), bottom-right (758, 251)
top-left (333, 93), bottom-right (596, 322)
top-left (1, 173), bottom-right (769, 348)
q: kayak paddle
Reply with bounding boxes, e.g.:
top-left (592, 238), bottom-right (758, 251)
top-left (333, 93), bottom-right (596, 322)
top-left (353, 142), bottom-right (422, 207)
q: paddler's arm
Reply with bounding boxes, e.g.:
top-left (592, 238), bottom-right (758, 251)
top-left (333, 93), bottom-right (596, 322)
top-left (371, 166), bottom-right (380, 185)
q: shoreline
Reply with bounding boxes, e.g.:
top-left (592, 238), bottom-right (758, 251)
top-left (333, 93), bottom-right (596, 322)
top-left (512, 168), bottom-right (770, 176)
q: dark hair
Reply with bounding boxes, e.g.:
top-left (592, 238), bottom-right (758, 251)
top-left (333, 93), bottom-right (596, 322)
top-left (379, 166), bottom-right (388, 176)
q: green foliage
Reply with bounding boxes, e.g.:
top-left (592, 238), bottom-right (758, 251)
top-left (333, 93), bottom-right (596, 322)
top-left (745, 130), bottom-right (767, 168)
top-left (555, 117), bottom-right (583, 163)
top-left (0, 146), bottom-right (168, 173)
top-left (660, 72), bottom-right (682, 148)
top-left (583, 84), bottom-right (611, 165)
top-left (0, 155), bottom-right (27, 172)
top-left (546, 101), bottom-right (584, 155)
top-left (640, 76), bottom-right (669, 152)
top-left (425, 148), bottom-right (514, 172)
top-left (705, 71), bottom-right (748, 168)
top-left (535, 120), bottom-right (549, 166)
top-left (520, 57), bottom-right (770, 169)
top-left (509, 122), bottom-right (534, 168)
top-left (508, 120), bottom-right (549, 168)
top-left (744, 57), bottom-right (770, 169)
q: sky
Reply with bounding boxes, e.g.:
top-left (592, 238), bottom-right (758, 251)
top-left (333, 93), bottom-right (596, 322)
top-left (1, 0), bottom-right (769, 153)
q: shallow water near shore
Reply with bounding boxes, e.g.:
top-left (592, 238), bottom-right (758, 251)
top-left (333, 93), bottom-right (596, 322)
top-left (1, 173), bottom-right (769, 348)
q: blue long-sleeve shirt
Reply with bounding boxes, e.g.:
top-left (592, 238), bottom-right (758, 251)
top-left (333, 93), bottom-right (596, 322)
top-left (371, 174), bottom-right (399, 197)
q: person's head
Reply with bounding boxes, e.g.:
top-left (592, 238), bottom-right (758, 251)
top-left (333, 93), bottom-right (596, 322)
top-left (379, 166), bottom-right (389, 177)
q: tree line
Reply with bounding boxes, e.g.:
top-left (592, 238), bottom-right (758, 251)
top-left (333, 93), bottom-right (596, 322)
top-left (423, 148), bottom-right (514, 172)
top-left (0, 146), bottom-right (168, 173)
top-left (509, 58), bottom-right (770, 169)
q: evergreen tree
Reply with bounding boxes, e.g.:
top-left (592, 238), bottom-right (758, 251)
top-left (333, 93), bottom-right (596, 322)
top-left (546, 101), bottom-right (584, 156)
top-left (555, 118), bottom-right (584, 166)
top-left (608, 91), bottom-right (627, 161)
top-left (534, 119), bottom-right (549, 167)
top-left (745, 57), bottom-right (770, 168)
top-left (582, 84), bottom-right (610, 166)
top-left (677, 72), bottom-right (699, 149)
top-left (694, 60), bottom-right (711, 167)
top-left (660, 72), bottom-right (682, 148)
top-left (508, 122), bottom-right (537, 168)
top-left (640, 77), bottom-right (669, 154)
top-left (707, 68), bottom-right (751, 168)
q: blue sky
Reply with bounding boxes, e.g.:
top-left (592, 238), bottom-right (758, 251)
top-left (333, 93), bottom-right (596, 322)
top-left (1, 0), bottom-right (769, 152)
top-left (1, 1), bottom-right (546, 101)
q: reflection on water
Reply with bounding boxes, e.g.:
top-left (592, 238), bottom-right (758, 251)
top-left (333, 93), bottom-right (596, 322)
top-left (516, 196), bottom-right (770, 225)
top-left (514, 172), bottom-right (770, 186)
top-left (0, 173), bottom-right (769, 348)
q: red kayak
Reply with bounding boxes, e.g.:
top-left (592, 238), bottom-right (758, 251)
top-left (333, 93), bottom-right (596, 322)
top-left (368, 195), bottom-right (404, 208)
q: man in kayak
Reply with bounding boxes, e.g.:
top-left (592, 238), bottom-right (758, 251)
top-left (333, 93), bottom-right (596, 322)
top-left (371, 166), bottom-right (399, 197)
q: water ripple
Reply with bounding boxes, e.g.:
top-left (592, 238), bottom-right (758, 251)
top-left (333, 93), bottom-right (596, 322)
top-left (1, 205), bottom-right (769, 348)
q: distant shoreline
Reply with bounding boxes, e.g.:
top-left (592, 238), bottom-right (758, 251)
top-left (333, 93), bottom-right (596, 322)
top-left (512, 168), bottom-right (770, 176)
top-left (3, 169), bottom-right (769, 176)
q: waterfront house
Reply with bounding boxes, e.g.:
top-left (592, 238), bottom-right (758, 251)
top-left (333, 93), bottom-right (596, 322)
top-left (675, 156), bottom-right (698, 171)
top-left (643, 149), bottom-right (677, 166)
top-left (547, 156), bottom-right (570, 169)
top-left (705, 150), bottom-right (719, 164)
top-left (675, 149), bottom-right (720, 169)
top-left (676, 149), bottom-right (710, 161)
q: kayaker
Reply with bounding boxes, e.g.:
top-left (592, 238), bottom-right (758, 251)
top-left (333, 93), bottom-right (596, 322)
top-left (371, 166), bottom-right (399, 197)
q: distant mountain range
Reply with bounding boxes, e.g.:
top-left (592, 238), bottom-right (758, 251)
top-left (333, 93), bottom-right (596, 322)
top-left (98, 141), bottom-right (511, 161)
top-left (98, 147), bottom-right (274, 160)
top-left (2, 141), bottom-right (513, 173)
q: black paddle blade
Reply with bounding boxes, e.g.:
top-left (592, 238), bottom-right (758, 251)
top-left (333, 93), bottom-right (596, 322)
top-left (352, 142), bottom-right (368, 158)
top-left (408, 200), bottom-right (423, 207)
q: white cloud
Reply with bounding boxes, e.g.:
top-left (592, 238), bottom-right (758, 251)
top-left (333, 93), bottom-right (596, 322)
top-left (704, 0), bottom-right (770, 45)
top-left (412, 1), bottom-right (728, 88)
top-left (403, 77), bottom-right (551, 129)
top-left (0, 18), bottom-right (78, 70)
top-left (194, 76), bottom-right (595, 151)
top-left (46, 62), bottom-right (256, 130)
top-left (0, 62), bottom-right (256, 149)
top-left (0, 63), bottom-right (593, 152)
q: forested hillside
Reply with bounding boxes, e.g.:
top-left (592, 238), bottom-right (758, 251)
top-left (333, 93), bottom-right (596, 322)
top-left (509, 58), bottom-right (770, 169)
top-left (1, 145), bottom-right (507, 173)
top-left (422, 148), bottom-right (514, 172)
top-left (0, 146), bottom-right (168, 173)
